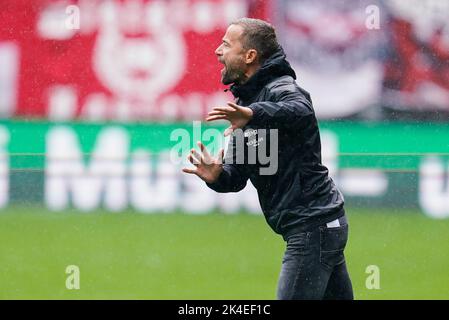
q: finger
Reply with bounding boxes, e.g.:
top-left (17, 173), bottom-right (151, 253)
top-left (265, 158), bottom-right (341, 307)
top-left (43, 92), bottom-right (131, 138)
top-left (227, 101), bottom-right (240, 110)
top-left (197, 141), bottom-right (211, 161)
top-left (188, 153), bottom-right (200, 165)
top-left (206, 115), bottom-right (228, 122)
top-left (190, 149), bottom-right (201, 160)
top-left (207, 111), bottom-right (226, 117)
top-left (193, 147), bottom-right (210, 165)
top-left (213, 106), bottom-right (234, 113)
top-left (182, 168), bottom-right (198, 175)
top-left (218, 148), bottom-right (225, 164)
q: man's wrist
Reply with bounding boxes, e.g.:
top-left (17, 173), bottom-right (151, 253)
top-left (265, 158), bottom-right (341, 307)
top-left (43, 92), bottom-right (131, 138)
top-left (245, 106), bottom-right (254, 120)
top-left (247, 104), bottom-right (260, 125)
top-left (206, 167), bottom-right (224, 185)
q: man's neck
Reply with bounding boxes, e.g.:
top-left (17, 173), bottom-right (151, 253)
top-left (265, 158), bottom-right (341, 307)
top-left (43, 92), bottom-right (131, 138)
top-left (237, 64), bottom-right (260, 85)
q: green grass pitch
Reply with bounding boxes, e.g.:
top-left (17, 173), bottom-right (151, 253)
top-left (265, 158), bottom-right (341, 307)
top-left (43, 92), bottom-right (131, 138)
top-left (0, 206), bottom-right (448, 299)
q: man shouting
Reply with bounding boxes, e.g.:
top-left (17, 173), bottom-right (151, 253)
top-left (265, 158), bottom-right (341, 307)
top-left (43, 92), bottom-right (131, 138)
top-left (182, 18), bottom-right (353, 300)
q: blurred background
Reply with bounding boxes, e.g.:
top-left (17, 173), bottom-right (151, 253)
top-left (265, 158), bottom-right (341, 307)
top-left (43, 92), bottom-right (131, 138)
top-left (0, 0), bottom-right (449, 299)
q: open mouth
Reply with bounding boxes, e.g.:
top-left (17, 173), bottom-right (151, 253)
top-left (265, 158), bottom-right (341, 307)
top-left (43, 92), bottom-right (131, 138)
top-left (220, 62), bottom-right (227, 75)
top-left (218, 59), bottom-right (226, 75)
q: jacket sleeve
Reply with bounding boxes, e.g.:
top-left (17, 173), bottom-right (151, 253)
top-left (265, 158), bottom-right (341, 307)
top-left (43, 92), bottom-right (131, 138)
top-left (247, 82), bottom-right (314, 129)
top-left (205, 134), bottom-right (250, 193)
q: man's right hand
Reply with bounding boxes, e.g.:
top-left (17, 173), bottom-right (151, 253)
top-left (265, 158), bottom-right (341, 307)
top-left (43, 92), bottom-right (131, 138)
top-left (182, 141), bottom-right (224, 184)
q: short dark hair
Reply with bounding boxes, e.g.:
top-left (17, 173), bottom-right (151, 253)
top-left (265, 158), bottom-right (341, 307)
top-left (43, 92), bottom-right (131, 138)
top-left (230, 18), bottom-right (280, 64)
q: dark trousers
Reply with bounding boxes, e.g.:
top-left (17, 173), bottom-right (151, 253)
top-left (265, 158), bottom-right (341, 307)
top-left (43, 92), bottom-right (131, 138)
top-left (277, 218), bottom-right (354, 300)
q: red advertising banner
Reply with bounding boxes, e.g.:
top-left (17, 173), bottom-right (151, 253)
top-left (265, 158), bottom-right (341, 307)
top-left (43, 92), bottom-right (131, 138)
top-left (0, 0), bottom-right (269, 121)
top-left (2, 0), bottom-right (447, 121)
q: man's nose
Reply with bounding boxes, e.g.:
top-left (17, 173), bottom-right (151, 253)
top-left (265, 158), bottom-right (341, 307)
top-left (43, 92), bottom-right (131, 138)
top-left (215, 45), bottom-right (222, 56)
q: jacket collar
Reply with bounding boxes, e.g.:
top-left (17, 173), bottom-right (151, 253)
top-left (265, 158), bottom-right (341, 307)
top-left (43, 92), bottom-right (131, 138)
top-left (229, 47), bottom-right (296, 102)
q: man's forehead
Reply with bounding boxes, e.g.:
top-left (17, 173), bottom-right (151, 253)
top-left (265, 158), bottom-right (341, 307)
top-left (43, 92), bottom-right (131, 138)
top-left (223, 24), bottom-right (243, 43)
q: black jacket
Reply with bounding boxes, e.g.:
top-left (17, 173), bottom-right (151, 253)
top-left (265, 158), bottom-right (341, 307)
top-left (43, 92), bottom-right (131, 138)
top-left (207, 48), bottom-right (344, 240)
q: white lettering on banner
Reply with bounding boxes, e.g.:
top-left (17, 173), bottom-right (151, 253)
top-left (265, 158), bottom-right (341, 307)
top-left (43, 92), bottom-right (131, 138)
top-left (419, 157), bottom-right (449, 219)
top-left (180, 159), bottom-right (260, 215)
top-left (191, 1), bottom-right (216, 33)
top-left (93, 1), bottom-right (186, 103)
top-left (0, 126), bottom-right (9, 208)
top-left (44, 127), bottom-right (261, 213)
top-left (0, 125), bottom-right (444, 217)
top-left (81, 93), bottom-right (109, 121)
top-left (0, 42), bottom-right (19, 117)
top-left (320, 130), bottom-right (339, 177)
top-left (339, 169), bottom-right (388, 196)
top-left (48, 85), bottom-right (78, 121)
top-left (45, 127), bottom-right (129, 212)
top-left (42, 126), bottom-right (388, 212)
top-left (130, 150), bottom-right (178, 213)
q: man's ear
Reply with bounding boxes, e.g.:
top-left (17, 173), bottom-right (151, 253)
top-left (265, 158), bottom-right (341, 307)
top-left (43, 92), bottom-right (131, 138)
top-left (245, 49), bottom-right (258, 64)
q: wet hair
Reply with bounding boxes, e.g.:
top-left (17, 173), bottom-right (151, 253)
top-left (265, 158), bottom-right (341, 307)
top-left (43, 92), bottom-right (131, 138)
top-left (230, 17), bottom-right (280, 64)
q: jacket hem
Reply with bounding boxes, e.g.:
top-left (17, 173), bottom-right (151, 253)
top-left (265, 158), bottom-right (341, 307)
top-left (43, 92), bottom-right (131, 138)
top-left (281, 207), bottom-right (346, 241)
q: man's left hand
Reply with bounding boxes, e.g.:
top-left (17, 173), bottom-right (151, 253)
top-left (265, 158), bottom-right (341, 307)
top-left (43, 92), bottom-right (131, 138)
top-left (206, 101), bottom-right (253, 136)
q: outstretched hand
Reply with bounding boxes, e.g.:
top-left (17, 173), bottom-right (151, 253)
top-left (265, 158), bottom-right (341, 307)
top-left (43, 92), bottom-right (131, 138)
top-left (182, 142), bottom-right (224, 184)
top-left (206, 101), bottom-right (253, 136)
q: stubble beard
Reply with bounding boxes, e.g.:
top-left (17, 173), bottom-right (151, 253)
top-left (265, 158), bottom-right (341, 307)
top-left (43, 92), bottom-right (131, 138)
top-left (221, 60), bottom-right (245, 86)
